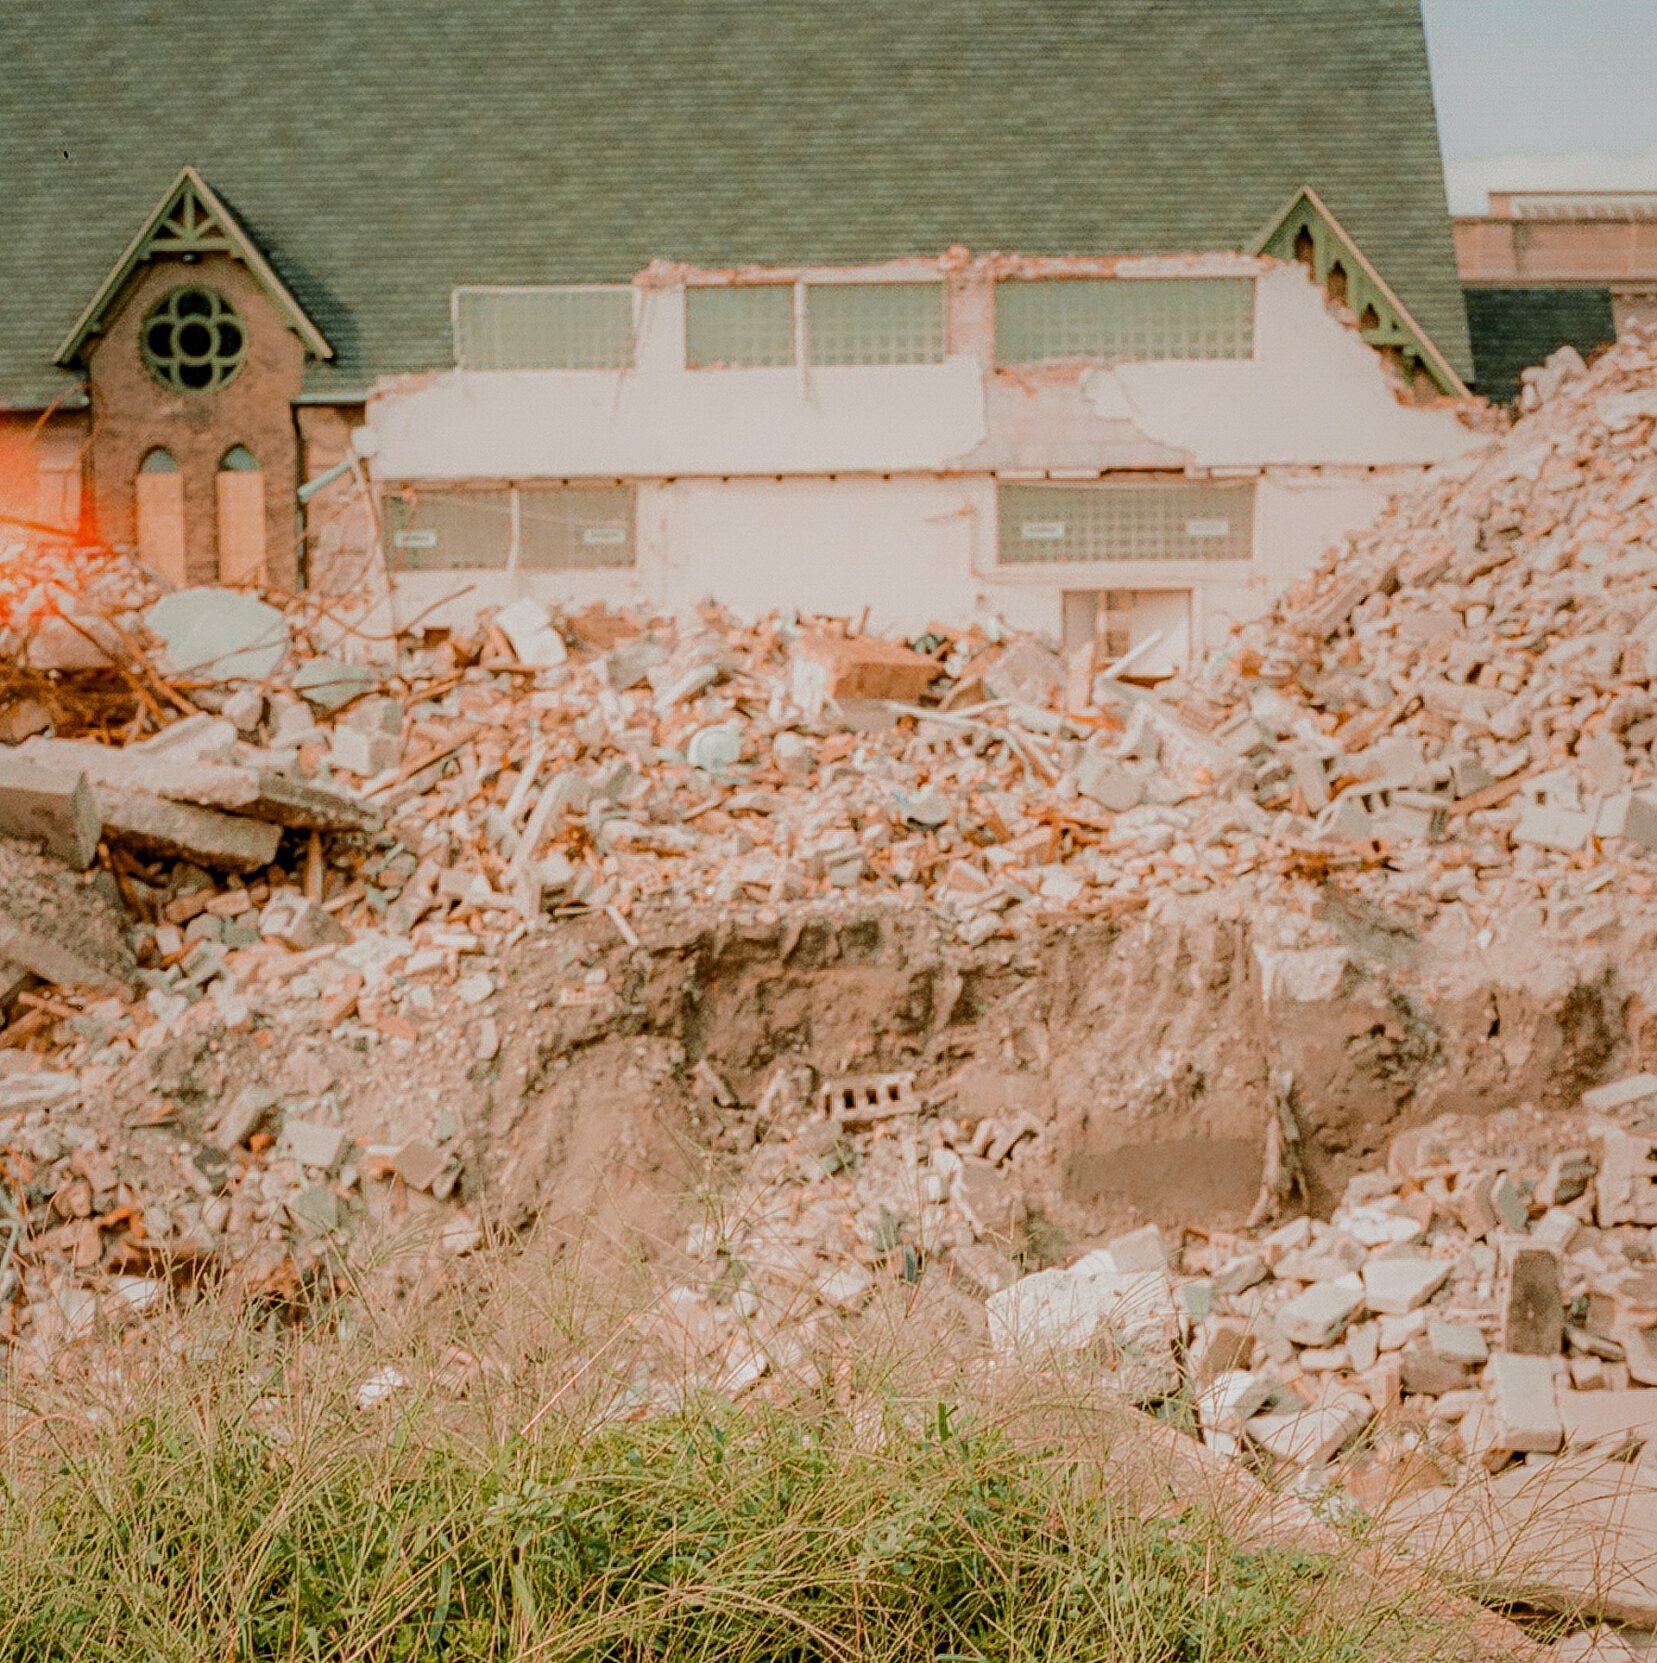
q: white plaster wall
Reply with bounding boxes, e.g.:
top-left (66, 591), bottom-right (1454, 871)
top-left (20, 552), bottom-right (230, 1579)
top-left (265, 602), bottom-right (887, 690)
top-left (367, 253), bottom-right (1478, 662)
top-left (368, 261), bottom-right (1476, 485)
top-left (1082, 267), bottom-right (1474, 468)
top-left (389, 468), bottom-right (1409, 654)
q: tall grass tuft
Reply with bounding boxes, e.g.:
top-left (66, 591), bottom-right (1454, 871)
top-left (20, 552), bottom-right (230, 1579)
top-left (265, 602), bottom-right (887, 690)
top-left (0, 1246), bottom-right (1499, 1661)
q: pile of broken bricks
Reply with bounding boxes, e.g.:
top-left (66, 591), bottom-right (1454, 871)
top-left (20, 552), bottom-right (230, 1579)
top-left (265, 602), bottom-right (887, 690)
top-left (984, 1068), bottom-right (1657, 1641)
top-left (1169, 325), bottom-right (1657, 940)
top-left (10, 325), bottom-right (1657, 1072)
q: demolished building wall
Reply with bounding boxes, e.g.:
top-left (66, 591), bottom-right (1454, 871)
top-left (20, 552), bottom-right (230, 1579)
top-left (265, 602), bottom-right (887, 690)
top-left (364, 256), bottom-right (1482, 665)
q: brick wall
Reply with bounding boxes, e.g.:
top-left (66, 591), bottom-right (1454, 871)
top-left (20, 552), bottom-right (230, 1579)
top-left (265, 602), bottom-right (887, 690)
top-left (296, 404), bottom-right (381, 595)
top-left (85, 253), bottom-right (303, 588)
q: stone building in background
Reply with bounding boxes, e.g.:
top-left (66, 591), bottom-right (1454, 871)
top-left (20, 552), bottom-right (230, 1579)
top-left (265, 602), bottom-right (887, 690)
top-left (1458, 191), bottom-right (1657, 405)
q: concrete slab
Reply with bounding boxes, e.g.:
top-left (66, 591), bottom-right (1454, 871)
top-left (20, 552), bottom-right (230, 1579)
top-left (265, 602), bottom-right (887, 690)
top-left (20, 739), bottom-right (380, 834)
top-left (1489, 1352), bottom-right (1564, 1453)
top-left (146, 588), bottom-right (290, 683)
top-left (91, 784), bottom-right (281, 872)
top-left (0, 837), bottom-right (135, 991)
top-left (0, 755), bottom-right (100, 868)
top-left (1362, 1256), bottom-right (1451, 1316)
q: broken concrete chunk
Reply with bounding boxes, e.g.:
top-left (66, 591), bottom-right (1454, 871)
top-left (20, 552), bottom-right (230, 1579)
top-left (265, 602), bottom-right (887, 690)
top-left (91, 785), bottom-right (281, 872)
top-left (389, 1139), bottom-right (452, 1194)
top-left (0, 837), bottom-right (135, 991)
top-left (0, 755), bottom-right (100, 869)
top-left (493, 598), bottom-right (568, 668)
top-left (146, 588), bottom-right (289, 683)
top-left (1513, 802), bottom-right (1594, 852)
top-left (1487, 1352), bottom-right (1563, 1453)
top-left (328, 726), bottom-right (400, 778)
top-left (20, 738), bottom-right (382, 835)
top-left (294, 657), bottom-right (380, 714)
top-left (1246, 1387), bottom-right (1372, 1466)
top-left (1500, 1244), bottom-right (1564, 1356)
top-left (1429, 1320), bottom-right (1489, 1368)
top-left (789, 634), bottom-right (938, 714)
top-left (1361, 1256), bottom-right (1451, 1316)
top-left (1275, 1276), bottom-right (1365, 1347)
top-left (260, 894), bottom-right (349, 951)
top-left (1595, 789), bottom-right (1657, 851)
top-left (212, 1085), bottom-right (277, 1152)
top-left (1102, 1223), bottom-right (1172, 1275)
top-left (278, 1118), bottom-right (346, 1172)
top-left (985, 1257), bottom-right (1179, 1363)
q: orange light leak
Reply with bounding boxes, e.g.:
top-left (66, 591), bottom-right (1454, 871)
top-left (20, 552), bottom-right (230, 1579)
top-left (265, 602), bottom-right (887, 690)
top-left (0, 427), bottom-right (114, 636)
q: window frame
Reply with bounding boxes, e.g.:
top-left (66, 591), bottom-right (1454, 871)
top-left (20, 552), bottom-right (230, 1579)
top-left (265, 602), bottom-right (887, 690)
top-left (994, 478), bottom-right (1257, 570)
top-left (451, 284), bottom-right (640, 371)
top-left (383, 481), bottom-right (639, 574)
top-left (993, 276), bottom-right (1257, 366)
top-left (683, 282), bottom-right (799, 370)
top-left (685, 275), bottom-right (950, 369)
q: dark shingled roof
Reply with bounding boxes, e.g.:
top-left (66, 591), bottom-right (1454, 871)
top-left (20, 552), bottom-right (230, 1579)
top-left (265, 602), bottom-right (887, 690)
top-left (1, 0), bottom-right (1471, 408)
top-left (1463, 286), bottom-right (1619, 406)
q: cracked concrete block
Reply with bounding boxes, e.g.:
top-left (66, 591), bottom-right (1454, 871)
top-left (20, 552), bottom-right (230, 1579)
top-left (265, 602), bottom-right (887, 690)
top-left (1487, 1352), bottom-right (1563, 1453)
top-left (0, 837), bottom-right (135, 990)
top-left (494, 598), bottom-right (568, 668)
top-left (0, 754), bottom-right (99, 869)
top-left (1276, 1276), bottom-right (1365, 1347)
top-left (1361, 1256), bottom-right (1451, 1316)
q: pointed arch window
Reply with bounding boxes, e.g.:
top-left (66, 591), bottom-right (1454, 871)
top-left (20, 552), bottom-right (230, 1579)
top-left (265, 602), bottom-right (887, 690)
top-left (135, 448), bottom-right (186, 583)
top-left (216, 444), bottom-right (266, 585)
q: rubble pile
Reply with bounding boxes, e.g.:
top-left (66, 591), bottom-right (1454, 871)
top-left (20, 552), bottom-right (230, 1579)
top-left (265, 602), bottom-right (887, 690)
top-left (976, 1070), bottom-right (1657, 1640)
top-left (1174, 328), bottom-right (1657, 936)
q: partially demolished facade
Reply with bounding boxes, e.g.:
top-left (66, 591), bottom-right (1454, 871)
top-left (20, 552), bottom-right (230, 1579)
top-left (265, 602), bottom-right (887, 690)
top-left (2, 0), bottom-right (1482, 671)
top-left (371, 243), bottom-right (1478, 673)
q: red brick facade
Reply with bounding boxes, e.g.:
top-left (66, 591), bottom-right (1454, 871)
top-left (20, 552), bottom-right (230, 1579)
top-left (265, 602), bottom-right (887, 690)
top-left (85, 253), bottom-right (303, 589)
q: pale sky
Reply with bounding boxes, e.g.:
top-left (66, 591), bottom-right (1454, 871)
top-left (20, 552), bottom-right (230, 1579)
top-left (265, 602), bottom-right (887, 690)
top-left (1421, 0), bottom-right (1657, 210)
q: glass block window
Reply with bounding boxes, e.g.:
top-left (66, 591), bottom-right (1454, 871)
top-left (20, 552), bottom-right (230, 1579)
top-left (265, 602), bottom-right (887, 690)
top-left (995, 278), bottom-right (1255, 364)
top-left (685, 285), bottom-right (796, 367)
top-left (518, 485), bottom-right (636, 570)
top-left (806, 282), bottom-right (946, 365)
top-left (997, 481), bottom-right (1255, 564)
top-left (384, 489), bottom-right (513, 571)
top-left (454, 287), bottom-right (635, 369)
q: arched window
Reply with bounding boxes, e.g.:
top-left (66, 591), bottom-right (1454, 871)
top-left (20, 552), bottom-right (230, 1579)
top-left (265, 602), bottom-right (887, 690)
top-left (216, 443), bottom-right (266, 584)
top-left (135, 449), bottom-right (185, 582)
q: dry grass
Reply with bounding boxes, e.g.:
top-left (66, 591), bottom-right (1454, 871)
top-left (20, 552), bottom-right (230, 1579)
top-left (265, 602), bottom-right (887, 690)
top-left (0, 1236), bottom-right (1518, 1661)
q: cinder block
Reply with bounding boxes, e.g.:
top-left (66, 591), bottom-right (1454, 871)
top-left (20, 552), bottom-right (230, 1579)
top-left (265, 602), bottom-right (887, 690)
top-left (0, 755), bottom-right (100, 868)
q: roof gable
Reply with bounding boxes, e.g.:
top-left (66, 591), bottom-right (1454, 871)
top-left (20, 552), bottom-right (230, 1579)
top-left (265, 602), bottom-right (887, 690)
top-left (1252, 185), bottom-right (1469, 398)
top-left (54, 166), bottom-right (332, 368)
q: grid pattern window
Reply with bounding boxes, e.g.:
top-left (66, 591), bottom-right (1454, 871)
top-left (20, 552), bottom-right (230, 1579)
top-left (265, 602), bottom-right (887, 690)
top-left (384, 489), bottom-right (513, 571)
top-left (997, 481), bottom-right (1255, 565)
top-left (454, 287), bottom-right (635, 370)
top-left (995, 278), bottom-right (1255, 364)
top-left (685, 285), bottom-right (796, 367)
top-left (518, 486), bottom-right (636, 570)
top-left (806, 282), bottom-right (946, 365)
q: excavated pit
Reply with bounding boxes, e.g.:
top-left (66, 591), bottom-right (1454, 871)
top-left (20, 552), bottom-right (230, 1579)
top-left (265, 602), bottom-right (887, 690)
top-left (109, 894), bottom-right (1641, 1266)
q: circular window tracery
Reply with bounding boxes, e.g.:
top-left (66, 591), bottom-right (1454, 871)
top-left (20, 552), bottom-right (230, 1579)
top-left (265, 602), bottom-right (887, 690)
top-left (141, 286), bottom-right (247, 393)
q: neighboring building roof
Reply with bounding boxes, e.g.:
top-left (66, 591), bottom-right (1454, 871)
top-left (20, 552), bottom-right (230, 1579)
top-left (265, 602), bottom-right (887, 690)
top-left (1462, 287), bottom-right (1618, 406)
top-left (1, 0), bottom-right (1472, 409)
